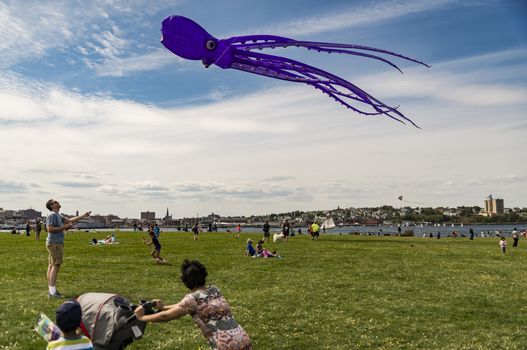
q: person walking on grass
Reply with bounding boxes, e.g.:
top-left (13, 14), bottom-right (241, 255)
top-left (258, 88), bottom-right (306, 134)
top-left (134, 260), bottom-right (252, 350)
top-left (282, 219), bottom-right (291, 241)
top-left (36, 220), bottom-right (42, 240)
top-left (45, 199), bottom-right (91, 298)
top-left (26, 220), bottom-right (31, 236)
top-left (499, 236), bottom-right (507, 254)
top-left (512, 231), bottom-right (519, 248)
top-left (192, 222), bottom-right (200, 241)
top-left (262, 220), bottom-right (270, 243)
top-left (310, 221), bottom-right (320, 240)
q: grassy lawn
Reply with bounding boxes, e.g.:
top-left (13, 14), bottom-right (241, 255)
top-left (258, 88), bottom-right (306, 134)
top-left (0, 231), bottom-right (526, 349)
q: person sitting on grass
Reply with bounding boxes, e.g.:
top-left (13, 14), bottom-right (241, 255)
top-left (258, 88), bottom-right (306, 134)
top-left (47, 300), bottom-right (93, 350)
top-left (143, 230), bottom-right (166, 263)
top-left (246, 239), bottom-right (256, 257)
top-left (134, 260), bottom-right (253, 350)
top-left (105, 232), bottom-right (117, 243)
top-left (90, 233), bottom-right (117, 245)
top-left (255, 240), bottom-right (264, 256)
top-left (254, 240), bottom-right (281, 258)
top-left (260, 248), bottom-right (280, 258)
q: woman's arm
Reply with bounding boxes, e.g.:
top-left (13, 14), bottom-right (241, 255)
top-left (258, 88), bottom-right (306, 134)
top-left (153, 300), bottom-right (183, 311)
top-left (135, 304), bottom-right (188, 323)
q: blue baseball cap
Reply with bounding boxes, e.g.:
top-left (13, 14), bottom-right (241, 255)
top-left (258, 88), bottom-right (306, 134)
top-left (56, 300), bottom-right (82, 332)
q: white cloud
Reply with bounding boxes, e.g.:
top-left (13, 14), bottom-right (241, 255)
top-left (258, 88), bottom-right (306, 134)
top-left (255, 0), bottom-right (459, 36)
top-left (92, 49), bottom-right (182, 77)
top-left (0, 180), bottom-right (30, 193)
top-left (0, 0), bottom-right (179, 69)
top-left (88, 29), bottom-right (128, 60)
top-left (361, 69), bottom-right (527, 107)
top-left (357, 48), bottom-right (527, 102)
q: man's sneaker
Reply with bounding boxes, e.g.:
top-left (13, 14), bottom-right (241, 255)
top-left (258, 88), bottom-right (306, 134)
top-left (48, 291), bottom-right (63, 299)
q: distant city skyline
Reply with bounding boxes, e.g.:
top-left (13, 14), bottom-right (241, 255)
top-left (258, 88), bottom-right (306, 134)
top-left (1, 195), bottom-right (525, 220)
top-left (1, 1), bottom-right (526, 218)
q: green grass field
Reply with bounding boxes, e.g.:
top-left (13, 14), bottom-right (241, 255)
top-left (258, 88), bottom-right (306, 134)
top-left (0, 231), bottom-right (526, 349)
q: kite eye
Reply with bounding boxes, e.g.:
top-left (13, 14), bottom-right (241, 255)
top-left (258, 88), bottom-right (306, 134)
top-left (205, 40), bottom-right (216, 51)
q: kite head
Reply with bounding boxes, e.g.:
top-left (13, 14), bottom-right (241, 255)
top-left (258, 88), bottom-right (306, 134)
top-left (161, 15), bottom-right (229, 68)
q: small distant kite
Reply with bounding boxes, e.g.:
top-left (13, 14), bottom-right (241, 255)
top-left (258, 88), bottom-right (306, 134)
top-left (160, 16), bottom-right (430, 127)
top-left (398, 195), bottom-right (424, 205)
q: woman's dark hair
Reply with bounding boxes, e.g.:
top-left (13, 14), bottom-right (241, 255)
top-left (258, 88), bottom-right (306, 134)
top-left (180, 259), bottom-right (208, 290)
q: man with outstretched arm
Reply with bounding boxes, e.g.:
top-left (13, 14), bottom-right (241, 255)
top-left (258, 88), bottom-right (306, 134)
top-left (45, 199), bottom-right (91, 298)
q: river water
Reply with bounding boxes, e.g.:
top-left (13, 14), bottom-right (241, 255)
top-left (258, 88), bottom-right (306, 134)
top-left (9, 223), bottom-right (520, 237)
top-left (185, 224), bottom-right (525, 237)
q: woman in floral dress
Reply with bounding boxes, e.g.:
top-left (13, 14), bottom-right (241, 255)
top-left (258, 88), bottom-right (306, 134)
top-left (134, 260), bottom-right (252, 350)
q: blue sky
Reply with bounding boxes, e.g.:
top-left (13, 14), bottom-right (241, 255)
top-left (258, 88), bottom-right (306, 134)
top-left (1, 0), bottom-right (526, 218)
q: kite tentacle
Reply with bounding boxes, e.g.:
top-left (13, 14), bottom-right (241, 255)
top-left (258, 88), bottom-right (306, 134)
top-left (227, 35), bottom-right (295, 44)
top-left (233, 62), bottom-right (395, 117)
top-left (239, 41), bottom-right (406, 73)
top-left (236, 40), bottom-right (431, 69)
top-left (232, 50), bottom-right (419, 126)
top-left (233, 51), bottom-right (406, 118)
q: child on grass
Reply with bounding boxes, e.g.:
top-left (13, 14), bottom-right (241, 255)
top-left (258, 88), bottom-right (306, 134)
top-left (499, 236), bottom-right (507, 254)
top-left (192, 223), bottom-right (200, 241)
top-left (144, 229), bottom-right (166, 263)
top-left (47, 300), bottom-right (93, 350)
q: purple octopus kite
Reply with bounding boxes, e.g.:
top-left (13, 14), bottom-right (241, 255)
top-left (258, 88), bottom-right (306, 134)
top-left (161, 15), bottom-right (430, 127)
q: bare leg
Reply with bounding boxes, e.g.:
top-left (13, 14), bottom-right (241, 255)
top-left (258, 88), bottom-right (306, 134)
top-left (47, 263), bottom-right (52, 284)
top-left (48, 264), bottom-right (60, 287)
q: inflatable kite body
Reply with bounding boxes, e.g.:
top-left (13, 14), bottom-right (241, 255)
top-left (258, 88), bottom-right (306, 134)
top-left (161, 15), bottom-right (430, 127)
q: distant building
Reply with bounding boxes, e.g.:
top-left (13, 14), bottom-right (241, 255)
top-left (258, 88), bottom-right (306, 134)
top-left (164, 208), bottom-right (172, 220)
top-left (18, 208), bottom-right (42, 220)
top-left (141, 211), bottom-right (155, 221)
top-left (86, 215), bottom-right (107, 227)
top-left (0, 209), bottom-right (16, 220)
top-left (482, 195), bottom-right (504, 216)
top-left (207, 212), bottom-right (221, 222)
